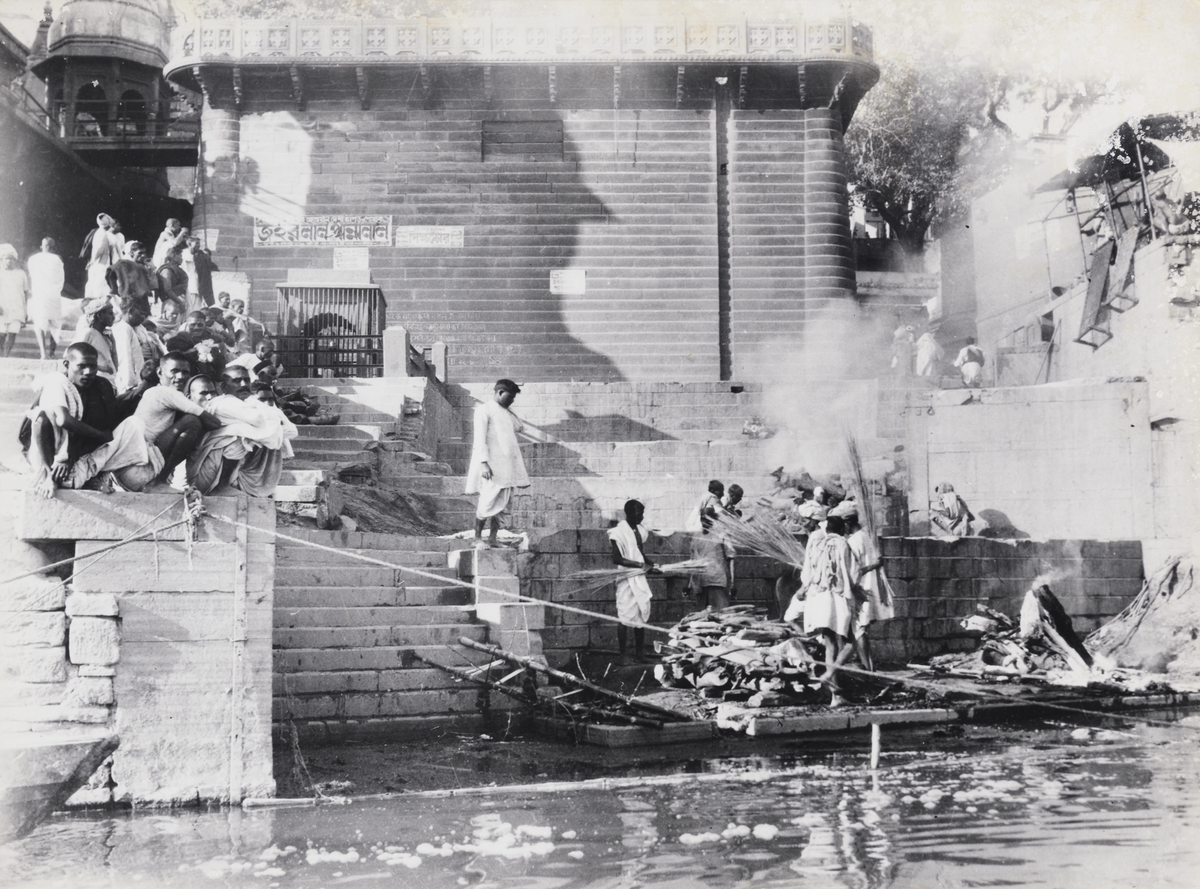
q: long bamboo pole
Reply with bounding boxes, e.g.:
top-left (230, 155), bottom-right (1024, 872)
top-left (458, 637), bottom-right (691, 722)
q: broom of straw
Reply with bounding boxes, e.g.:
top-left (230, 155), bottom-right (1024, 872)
top-left (843, 431), bottom-right (895, 606)
top-left (565, 559), bottom-right (713, 598)
top-left (705, 510), bottom-right (807, 571)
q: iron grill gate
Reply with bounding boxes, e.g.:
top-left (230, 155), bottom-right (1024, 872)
top-left (275, 284), bottom-right (386, 378)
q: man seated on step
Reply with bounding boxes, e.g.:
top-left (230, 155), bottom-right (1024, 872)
top-left (180, 366), bottom-right (295, 496)
top-left (66, 351), bottom-right (221, 492)
top-left (24, 342), bottom-right (121, 499)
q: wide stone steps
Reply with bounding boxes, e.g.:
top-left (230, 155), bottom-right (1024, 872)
top-left (275, 622), bottom-right (486, 650)
top-left (438, 437), bottom-right (770, 475)
top-left (274, 605), bottom-right (475, 628)
top-left (276, 546), bottom-right (457, 568)
top-left (274, 564), bottom-right (458, 587)
top-left (272, 528), bottom-right (493, 727)
top-left (276, 584), bottom-right (471, 608)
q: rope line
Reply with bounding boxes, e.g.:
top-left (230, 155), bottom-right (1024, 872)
top-left (203, 514), bottom-right (674, 636)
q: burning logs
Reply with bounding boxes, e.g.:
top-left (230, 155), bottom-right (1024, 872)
top-left (654, 606), bottom-right (829, 702)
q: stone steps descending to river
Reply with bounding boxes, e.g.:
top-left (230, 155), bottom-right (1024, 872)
top-left (272, 529), bottom-right (496, 732)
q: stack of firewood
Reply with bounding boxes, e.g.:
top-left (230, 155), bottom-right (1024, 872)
top-left (653, 605), bottom-right (829, 700)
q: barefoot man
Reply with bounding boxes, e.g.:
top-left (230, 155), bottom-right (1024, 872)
top-left (25, 342), bottom-right (120, 498)
top-left (464, 378), bottom-right (535, 548)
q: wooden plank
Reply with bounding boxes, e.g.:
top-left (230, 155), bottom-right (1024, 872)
top-left (1105, 227), bottom-right (1139, 307)
top-left (583, 720), bottom-right (718, 748)
top-left (1077, 238), bottom-right (1114, 340)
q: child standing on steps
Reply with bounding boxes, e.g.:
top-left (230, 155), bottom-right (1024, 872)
top-left (465, 378), bottom-right (533, 548)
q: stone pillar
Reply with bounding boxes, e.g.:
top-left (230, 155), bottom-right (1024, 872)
top-left (449, 547), bottom-right (544, 659)
top-left (194, 99), bottom-right (243, 259)
top-left (800, 107), bottom-right (858, 377)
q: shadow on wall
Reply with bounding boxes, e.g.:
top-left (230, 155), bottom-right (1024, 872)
top-left (231, 107), bottom-right (628, 382)
top-left (976, 508), bottom-right (1031, 539)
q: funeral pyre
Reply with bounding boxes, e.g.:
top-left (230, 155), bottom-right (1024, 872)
top-left (920, 571), bottom-right (1200, 695)
top-left (654, 605), bottom-right (873, 705)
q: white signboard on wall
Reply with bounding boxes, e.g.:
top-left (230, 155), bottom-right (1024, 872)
top-left (333, 247), bottom-right (370, 270)
top-left (550, 269), bottom-right (586, 295)
top-left (192, 228), bottom-right (219, 251)
top-left (395, 226), bottom-right (465, 248)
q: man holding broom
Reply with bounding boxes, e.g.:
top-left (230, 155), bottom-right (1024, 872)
top-left (608, 499), bottom-right (661, 661)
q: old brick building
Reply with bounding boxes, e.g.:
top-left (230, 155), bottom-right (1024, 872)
top-left (165, 12), bottom-right (878, 382)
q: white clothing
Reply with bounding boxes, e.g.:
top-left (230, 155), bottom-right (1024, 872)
top-left (65, 416), bottom-right (158, 490)
top-left (152, 229), bottom-right (184, 269)
top-left (27, 252), bottom-right (64, 329)
top-left (848, 528), bottom-right (894, 633)
top-left (111, 320), bottom-right (149, 395)
top-left (473, 479), bottom-right (512, 519)
top-left (465, 400), bottom-right (530, 493)
top-left (803, 533), bottom-right (858, 639)
top-left (186, 397), bottom-right (296, 496)
top-left (954, 345), bottom-right (984, 387)
top-left (228, 352), bottom-right (264, 372)
top-left (608, 520), bottom-right (653, 624)
top-left (915, 332), bottom-right (943, 377)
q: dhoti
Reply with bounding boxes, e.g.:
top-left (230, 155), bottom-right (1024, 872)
top-left (474, 478), bottom-right (513, 519)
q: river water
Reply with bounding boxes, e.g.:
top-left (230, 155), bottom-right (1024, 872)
top-left (2, 717), bottom-right (1198, 888)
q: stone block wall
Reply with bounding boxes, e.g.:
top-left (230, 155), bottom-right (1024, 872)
top-left (521, 531), bottom-right (1142, 668)
top-left (197, 98), bottom-right (861, 383)
top-left (905, 379), bottom-right (1155, 541)
top-left (14, 492), bottom-right (276, 805)
top-left (874, 537), bottom-right (1144, 663)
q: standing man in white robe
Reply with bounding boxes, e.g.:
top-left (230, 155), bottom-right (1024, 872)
top-left (608, 499), bottom-right (660, 660)
top-left (465, 378), bottom-right (536, 547)
top-left (27, 238), bottom-right (65, 360)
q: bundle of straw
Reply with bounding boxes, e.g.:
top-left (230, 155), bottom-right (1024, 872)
top-left (565, 559), bottom-right (713, 597)
top-left (705, 510), bottom-right (807, 571)
top-left (843, 431), bottom-right (895, 606)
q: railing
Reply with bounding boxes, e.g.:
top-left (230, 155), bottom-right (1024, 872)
top-left (65, 115), bottom-right (200, 140)
top-left (275, 334), bottom-right (383, 379)
top-left (168, 16), bottom-right (874, 66)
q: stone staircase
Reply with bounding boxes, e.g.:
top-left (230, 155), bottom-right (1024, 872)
top-left (272, 529), bottom-right (499, 739)
top-left (423, 381), bottom-right (779, 533)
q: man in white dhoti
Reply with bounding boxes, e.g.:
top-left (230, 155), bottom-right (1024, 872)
top-left (27, 238), bottom-right (65, 359)
top-left (152, 218), bottom-right (188, 269)
top-left (915, 327), bottom-right (943, 377)
top-left (82, 214), bottom-right (123, 300)
top-left (465, 378), bottom-right (533, 547)
top-left (802, 514), bottom-right (860, 707)
top-left (953, 336), bottom-right (985, 388)
top-left (839, 500), bottom-right (894, 673)
top-left (608, 499), bottom-right (661, 660)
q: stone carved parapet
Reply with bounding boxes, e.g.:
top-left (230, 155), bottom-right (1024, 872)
top-left (168, 15), bottom-right (873, 68)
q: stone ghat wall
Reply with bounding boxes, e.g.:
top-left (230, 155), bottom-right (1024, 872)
top-left (522, 531), bottom-right (1143, 668)
top-left (198, 103), bottom-right (860, 383)
top-left (13, 492), bottom-right (276, 805)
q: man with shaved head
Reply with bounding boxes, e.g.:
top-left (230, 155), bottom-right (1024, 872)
top-left (24, 342), bottom-right (120, 498)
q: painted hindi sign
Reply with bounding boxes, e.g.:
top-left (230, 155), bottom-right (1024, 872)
top-left (254, 216), bottom-right (392, 247)
top-left (395, 226), bottom-right (465, 248)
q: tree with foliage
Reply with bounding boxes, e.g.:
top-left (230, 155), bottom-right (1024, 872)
top-left (844, 51), bottom-right (1013, 253)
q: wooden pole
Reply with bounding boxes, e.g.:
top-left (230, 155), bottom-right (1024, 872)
top-left (458, 637), bottom-right (691, 722)
top-left (869, 722), bottom-right (881, 770)
top-left (228, 496), bottom-right (249, 805)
